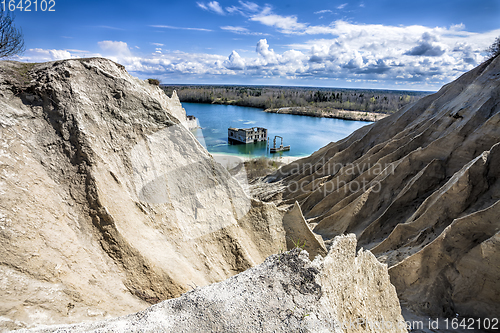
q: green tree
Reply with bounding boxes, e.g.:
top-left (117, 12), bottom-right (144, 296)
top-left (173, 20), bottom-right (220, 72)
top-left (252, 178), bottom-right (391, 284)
top-left (486, 36), bottom-right (500, 59)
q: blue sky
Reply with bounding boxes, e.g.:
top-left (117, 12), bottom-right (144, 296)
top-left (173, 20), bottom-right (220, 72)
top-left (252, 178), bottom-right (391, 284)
top-left (11, 0), bottom-right (500, 90)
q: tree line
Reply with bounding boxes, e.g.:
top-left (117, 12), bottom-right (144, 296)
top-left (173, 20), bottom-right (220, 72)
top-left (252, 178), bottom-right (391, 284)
top-left (162, 85), bottom-right (431, 114)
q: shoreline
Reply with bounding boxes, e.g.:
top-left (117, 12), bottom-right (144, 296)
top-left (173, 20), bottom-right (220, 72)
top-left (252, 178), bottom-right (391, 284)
top-left (181, 101), bottom-right (388, 122)
top-left (264, 107), bottom-right (388, 122)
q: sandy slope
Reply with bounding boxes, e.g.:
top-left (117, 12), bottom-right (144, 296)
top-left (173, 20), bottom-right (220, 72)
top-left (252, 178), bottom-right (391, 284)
top-left (262, 55), bottom-right (500, 320)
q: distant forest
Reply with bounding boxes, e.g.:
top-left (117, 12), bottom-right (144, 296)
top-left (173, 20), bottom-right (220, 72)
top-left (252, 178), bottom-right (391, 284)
top-left (162, 85), bottom-right (432, 114)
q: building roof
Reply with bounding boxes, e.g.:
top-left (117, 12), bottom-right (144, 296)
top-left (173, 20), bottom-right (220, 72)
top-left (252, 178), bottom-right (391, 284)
top-left (228, 127), bottom-right (267, 132)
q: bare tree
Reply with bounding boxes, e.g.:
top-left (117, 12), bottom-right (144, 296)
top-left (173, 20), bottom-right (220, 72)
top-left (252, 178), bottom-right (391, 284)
top-left (0, 10), bottom-right (25, 58)
top-left (486, 36), bottom-right (500, 59)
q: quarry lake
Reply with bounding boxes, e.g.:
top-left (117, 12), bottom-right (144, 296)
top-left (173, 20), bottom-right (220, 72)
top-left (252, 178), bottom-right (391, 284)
top-left (183, 102), bottom-right (372, 157)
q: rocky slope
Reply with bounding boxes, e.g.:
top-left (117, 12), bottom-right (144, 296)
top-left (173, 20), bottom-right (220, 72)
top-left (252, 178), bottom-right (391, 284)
top-left (0, 58), bottom-right (288, 330)
top-left (263, 55), bottom-right (500, 320)
top-left (16, 235), bottom-right (407, 333)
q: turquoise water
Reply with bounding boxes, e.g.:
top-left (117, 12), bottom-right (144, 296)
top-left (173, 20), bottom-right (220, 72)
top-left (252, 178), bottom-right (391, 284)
top-left (182, 102), bottom-right (372, 158)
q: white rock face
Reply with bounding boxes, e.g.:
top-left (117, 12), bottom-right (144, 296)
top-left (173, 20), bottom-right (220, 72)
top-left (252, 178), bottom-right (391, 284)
top-left (17, 235), bottom-right (407, 333)
top-left (0, 58), bottom-right (285, 330)
top-left (0, 58), bottom-right (409, 332)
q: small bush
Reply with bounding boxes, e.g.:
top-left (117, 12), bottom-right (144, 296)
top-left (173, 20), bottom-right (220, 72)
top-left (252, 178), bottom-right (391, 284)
top-left (147, 78), bottom-right (160, 86)
top-left (229, 156), bottom-right (283, 182)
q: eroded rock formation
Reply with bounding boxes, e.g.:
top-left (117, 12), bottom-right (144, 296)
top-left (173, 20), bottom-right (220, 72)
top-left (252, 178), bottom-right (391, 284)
top-left (282, 201), bottom-right (327, 259)
top-left (264, 55), bottom-right (500, 319)
top-left (0, 59), bottom-right (286, 330)
top-left (17, 235), bottom-right (407, 333)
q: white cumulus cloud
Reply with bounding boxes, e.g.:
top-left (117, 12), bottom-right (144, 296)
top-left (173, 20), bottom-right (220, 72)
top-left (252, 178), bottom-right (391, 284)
top-left (18, 19), bottom-right (500, 91)
top-left (250, 6), bottom-right (307, 34)
top-left (19, 48), bottom-right (98, 62)
top-left (114, 23), bottom-right (498, 89)
top-left (256, 39), bottom-right (278, 64)
top-left (98, 40), bottom-right (132, 57)
top-left (223, 51), bottom-right (246, 70)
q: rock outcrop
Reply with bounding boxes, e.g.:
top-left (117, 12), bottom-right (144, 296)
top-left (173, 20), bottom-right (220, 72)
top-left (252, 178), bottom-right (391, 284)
top-left (17, 235), bottom-right (407, 333)
top-left (282, 201), bottom-right (327, 259)
top-left (264, 55), bottom-right (500, 319)
top-left (0, 58), bottom-right (286, 330)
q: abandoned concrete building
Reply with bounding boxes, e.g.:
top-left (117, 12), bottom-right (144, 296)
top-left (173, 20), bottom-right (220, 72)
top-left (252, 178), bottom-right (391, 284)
top-left (228, 127), bottom-right (268, 144)
top-left (185, 115), bottom-right (199, 130)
